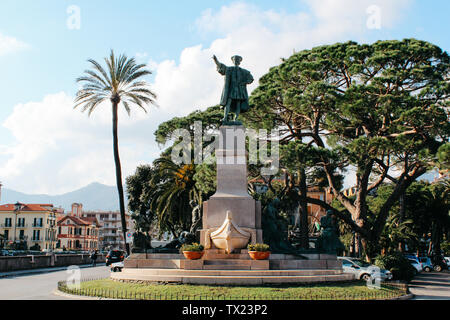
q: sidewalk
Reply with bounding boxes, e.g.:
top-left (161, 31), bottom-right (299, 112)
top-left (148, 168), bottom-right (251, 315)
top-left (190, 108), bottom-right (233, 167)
top-left (409, 271), bottom-right (450, 300)
top-left (0, 263), bottom-right (105, 279)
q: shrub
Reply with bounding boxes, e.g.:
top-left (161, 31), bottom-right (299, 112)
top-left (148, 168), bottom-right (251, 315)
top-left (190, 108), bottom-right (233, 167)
top-left (375, 252), bottom-right (416, 282)
top-left (441, 240), bottom-right (450, 256)
top-left (180, 243), bottom-right (204, 253)
top-left (248, 243), bottom-right (270, 252)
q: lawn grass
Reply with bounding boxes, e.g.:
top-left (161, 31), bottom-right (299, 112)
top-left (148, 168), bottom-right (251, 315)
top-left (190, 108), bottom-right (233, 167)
top-left (59, 279), bottom-right (407, 300)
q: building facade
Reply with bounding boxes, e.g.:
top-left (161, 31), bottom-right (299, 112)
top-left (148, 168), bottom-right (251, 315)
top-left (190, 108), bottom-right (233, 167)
top-left (0, 203), bottom-right (59, 251)
top-left (82, 209), bottom-right (133, 251)
top-left (56, 203), bottom-right (100, 251)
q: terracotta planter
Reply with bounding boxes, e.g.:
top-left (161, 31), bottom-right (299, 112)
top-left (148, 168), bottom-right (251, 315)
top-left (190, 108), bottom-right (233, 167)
top-left (183, 251), bottom-right (204, 260)
top-left (248, 251), bottom-right (271, 260)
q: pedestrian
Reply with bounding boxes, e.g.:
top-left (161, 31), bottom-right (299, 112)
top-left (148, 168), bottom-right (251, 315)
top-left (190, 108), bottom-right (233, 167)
top-left (90, 250), bottom-right (98, 267)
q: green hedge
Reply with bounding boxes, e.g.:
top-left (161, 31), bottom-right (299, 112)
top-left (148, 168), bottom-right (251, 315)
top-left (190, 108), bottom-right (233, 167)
top-left (375, 253), bottom-right (416, 282)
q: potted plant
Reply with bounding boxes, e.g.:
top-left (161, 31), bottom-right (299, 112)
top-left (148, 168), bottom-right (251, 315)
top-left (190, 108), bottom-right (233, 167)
top-left (180, 243), bottom-right (205, 260)
top-left (247, 243), bottom-right (271, 260)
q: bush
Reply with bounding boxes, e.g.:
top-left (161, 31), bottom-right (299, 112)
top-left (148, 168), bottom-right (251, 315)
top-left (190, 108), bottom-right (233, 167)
top-left (375, 252), bottom-right (416, 282)
top-left (179, 243), bottom-right (204, 253)
top-left (248, 243), bottom-right (270, 252)
top-left (441, 240), bottom-right (450, 256)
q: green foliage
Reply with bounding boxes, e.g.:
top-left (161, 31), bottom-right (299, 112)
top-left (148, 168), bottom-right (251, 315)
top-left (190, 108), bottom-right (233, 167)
top-left (247, 243), bottom-right (270, 252)
top-left (126, 165), bottom-right (156, 234)
top-left (180, 243), bottom-right (204, 253)
top-left (441, 240), bottom-right (450, 255)
top-left (244, 39), bottom-right (450, 259)
top-left (374, 252), bottom-right (416, 281)
top-left (154, 105), bottom-right (223, 145)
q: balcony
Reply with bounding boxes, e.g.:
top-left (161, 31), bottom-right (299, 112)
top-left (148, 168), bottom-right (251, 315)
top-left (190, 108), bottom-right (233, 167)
top-left (17, 223), bottom-right (28, 228)
top-left (31, 238), bottom-right (43, 242)
top-left (0, 224), bottom-right (12, 228)
top-left (32, 223), bottom-right (44, 228)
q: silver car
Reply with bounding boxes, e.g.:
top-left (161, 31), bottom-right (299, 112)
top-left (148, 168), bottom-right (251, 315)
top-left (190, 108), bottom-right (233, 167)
top-left (338, 257), bottom-right (393, 281)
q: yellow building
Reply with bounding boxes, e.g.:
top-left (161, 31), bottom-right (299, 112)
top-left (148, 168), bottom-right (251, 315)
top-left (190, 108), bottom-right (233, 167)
top-left (0, 203), bottom-right (59, 251)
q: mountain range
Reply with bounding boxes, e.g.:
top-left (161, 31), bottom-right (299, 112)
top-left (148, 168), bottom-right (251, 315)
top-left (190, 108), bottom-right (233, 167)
top-left (0, 182), bottom-right (123, 212)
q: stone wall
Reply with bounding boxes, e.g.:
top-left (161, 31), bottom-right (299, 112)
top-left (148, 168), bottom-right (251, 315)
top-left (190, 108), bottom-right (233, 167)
top-left (0, 254), bottom-right (106, 272)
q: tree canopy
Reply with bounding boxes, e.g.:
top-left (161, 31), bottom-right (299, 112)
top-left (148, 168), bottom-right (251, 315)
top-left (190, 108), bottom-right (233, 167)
top-left (244, 39), bottom-right (449, 259)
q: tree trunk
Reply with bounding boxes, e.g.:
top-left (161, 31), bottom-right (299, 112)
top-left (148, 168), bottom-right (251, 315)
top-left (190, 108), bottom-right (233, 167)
top-left (298, 168), bottom-right (309, 249)
top-left (112, 102), bottom-right (130, 255)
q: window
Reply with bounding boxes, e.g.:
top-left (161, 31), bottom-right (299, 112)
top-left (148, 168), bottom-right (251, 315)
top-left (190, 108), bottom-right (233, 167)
top-left (18, 218), bottom-right (25, 227)
top-left (19, 230), bottom-right (25, 240)
top-left (4, 230), bottom-right (9, 240)
top-left (4, 218), bottom-right (12, 227)
top-left (341, 259), bottom-right (353, 266)
top-left (33, 230), bottom-right (41, 241)
top-left (33, 218), bottom-right (43, 227)
top-left (58, 227), bottom-right (61, 234)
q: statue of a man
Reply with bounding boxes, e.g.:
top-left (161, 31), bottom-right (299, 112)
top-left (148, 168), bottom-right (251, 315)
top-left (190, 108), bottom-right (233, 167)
top-left (213, 55), bottom-right (254, 125)
top-left (318, 210), bottom-right (345, 255)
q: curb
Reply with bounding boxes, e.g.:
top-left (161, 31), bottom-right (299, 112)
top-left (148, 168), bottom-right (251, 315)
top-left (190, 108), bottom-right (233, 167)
top-left (390, 293), bottom-right (415, 300)
top-left (52, 288), bottom-right (116, 300)
top-left (0, 264), bottom-right (105, 279)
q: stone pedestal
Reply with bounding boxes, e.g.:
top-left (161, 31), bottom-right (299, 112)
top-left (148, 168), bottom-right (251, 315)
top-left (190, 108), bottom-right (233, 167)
top-left (200, 126), bottom-right (263, 252)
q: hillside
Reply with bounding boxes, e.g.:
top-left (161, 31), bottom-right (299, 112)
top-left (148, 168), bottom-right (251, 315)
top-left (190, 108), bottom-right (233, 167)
top-left (0, 182), bottom-right (123, 211)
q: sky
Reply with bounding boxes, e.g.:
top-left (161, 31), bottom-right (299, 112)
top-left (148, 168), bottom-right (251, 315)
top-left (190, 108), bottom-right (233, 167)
top-left (0, 0), bottom-right (449, 195)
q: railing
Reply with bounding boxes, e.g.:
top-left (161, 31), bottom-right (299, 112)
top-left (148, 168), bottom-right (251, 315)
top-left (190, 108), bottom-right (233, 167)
top-left (0, 224), bottom-right (12, 228)
top-left (31, 238), bottom-right (43, 241)
top-left (57, 278), bottom-right (408, 301)
top-left (32, 224), bottom-right (43, 228)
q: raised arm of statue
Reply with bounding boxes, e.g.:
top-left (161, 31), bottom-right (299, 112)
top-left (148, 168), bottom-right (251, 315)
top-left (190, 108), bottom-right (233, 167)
top-left (213, 55), bottom-right (227, 75)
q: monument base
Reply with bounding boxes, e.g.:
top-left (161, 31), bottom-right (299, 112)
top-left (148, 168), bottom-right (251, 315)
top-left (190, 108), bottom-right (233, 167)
top-left (112, 251), bottom-right (354, 285)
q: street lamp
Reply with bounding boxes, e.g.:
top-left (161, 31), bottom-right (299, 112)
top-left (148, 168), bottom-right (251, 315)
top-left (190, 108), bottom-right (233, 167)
top-left (13, 202), bottom-right (23, 245)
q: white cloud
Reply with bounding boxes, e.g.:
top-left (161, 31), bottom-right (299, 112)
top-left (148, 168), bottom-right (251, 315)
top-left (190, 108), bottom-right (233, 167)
top-left (0, 33), bottom-right (29, 56)
top-left (0, 0), bottom-right (412, 194)
top-left (0, 92), bottom-right (163, 194)
top-left (151, 0), bottom-right (412, 117)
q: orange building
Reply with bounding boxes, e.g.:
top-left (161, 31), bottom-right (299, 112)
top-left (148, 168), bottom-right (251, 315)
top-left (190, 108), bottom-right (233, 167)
top-left (56, 203), bottom-right (101, 251)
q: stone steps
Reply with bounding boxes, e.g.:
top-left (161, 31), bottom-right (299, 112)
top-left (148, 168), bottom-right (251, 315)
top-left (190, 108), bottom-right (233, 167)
top-left (112, 272), bottom-right (355, 285)
top-left (121, 268), bottom-right (342, 277)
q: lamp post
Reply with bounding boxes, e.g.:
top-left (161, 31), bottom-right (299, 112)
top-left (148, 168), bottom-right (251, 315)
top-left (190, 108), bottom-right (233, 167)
top-left (13, 202), bottom-right (23, 245)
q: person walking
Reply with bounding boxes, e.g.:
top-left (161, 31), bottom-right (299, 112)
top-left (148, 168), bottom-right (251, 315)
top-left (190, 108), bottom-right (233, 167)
top-left (90, 250), bottom-right (98, 267)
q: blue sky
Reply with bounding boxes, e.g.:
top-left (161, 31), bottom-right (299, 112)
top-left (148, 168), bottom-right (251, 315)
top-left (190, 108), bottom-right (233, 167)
top-left (0, 0), bottom-right (449, 194)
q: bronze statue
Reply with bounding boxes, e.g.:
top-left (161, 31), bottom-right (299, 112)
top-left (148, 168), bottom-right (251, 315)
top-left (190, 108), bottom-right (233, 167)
top-left (317, 210), bottom-right (345, 255)
top-left (213, 55), bottom-right (254, 125)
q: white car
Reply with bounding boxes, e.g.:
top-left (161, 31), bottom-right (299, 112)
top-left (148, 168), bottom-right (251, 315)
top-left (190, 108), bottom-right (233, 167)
top-left (338, 257), bottom-right (393, 281)
top-left (445, 257), bottom-right (450, 268)
top-left (408, 258), bottom-right (423, 274)
top-left (110, 261), bottom-right (124, 272)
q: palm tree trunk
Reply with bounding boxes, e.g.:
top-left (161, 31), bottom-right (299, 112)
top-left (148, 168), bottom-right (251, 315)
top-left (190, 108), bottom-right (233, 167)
top-left (112, 102), bottom-right (130, 255)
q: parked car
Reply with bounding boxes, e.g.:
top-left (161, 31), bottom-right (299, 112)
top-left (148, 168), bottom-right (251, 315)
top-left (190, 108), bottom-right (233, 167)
top-left (445, 257), bottom-right (450, 268)
top-left (111, 261), bottom-right (124, 272)
top-left (338, 257), bottom-right (393, 281)
top-left (418, 257), bottom-right (433, 272)
top-left (0, 249), bottom-right (13, 256)
top-left (106, 250), bottom-right (124, 266)
top-left (430, 254), bottom-right (448, 272)
top-left (404, 254), bottom-right (420, 264)
top-left (408, 258), bottom-right (423, 274)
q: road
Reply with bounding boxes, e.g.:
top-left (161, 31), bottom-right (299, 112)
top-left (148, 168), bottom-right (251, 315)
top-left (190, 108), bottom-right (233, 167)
top-left (0, 265), bottom-right (110, 300)
top-left (409, 271), bottom-right (450, 300)
top-left (0, 266), bottom-right (449, 300)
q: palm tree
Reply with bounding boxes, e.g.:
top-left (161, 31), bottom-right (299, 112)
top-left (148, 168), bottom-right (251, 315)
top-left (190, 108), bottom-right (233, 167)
top-left (75, 50), bottom-right (157, 255)
top-left (150, 157), bottom-right (200, 237)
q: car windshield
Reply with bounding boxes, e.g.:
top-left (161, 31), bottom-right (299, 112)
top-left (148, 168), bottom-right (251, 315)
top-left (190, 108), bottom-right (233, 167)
top-left (353, 260), bottom-right (371, 267)
top-left (109, 251), bottom-right (122, 256)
